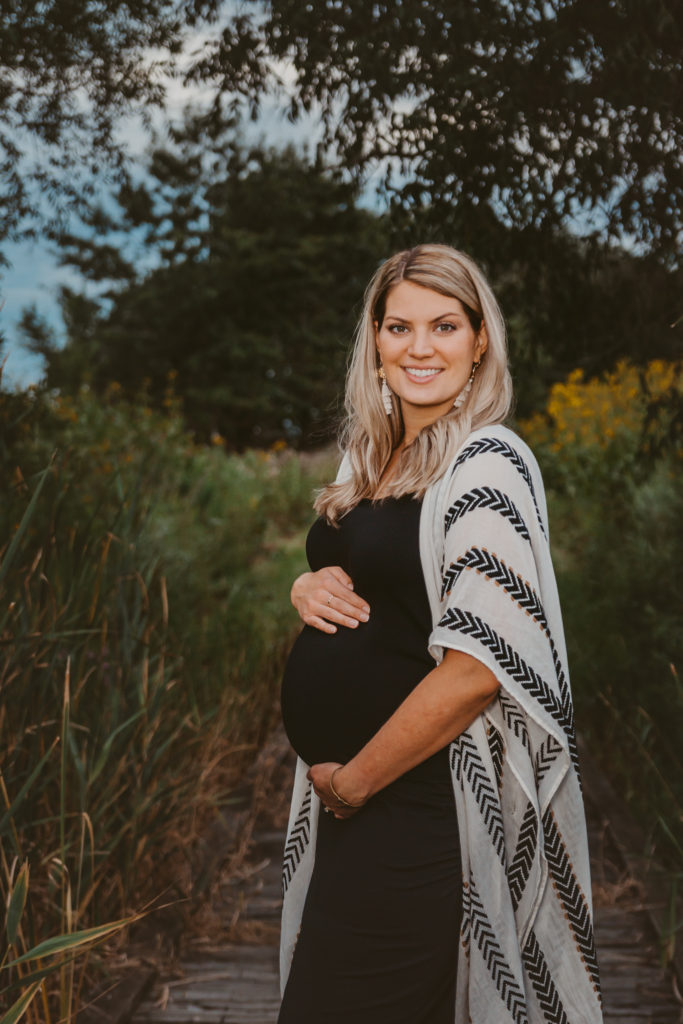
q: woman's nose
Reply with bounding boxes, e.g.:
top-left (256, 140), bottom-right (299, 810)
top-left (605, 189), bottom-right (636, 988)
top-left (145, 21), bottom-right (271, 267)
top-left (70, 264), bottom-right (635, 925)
top-left (407, 329), bottom-right (435, 356)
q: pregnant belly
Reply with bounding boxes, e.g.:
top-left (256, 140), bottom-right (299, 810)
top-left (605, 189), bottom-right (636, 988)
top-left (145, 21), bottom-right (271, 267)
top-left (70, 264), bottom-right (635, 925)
top-left (280, 621), bottom-right (433, 768)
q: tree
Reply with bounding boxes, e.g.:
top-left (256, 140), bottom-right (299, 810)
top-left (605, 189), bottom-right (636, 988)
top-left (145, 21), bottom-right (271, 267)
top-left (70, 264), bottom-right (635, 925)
top-left (199, 0), bottom-right (683, 265)
top-left (24, 114), bottom-right (388, 447)
top-left (23, 111), bottom-right (683, 428)
top-left (0, 0), bottom-right (227, 249)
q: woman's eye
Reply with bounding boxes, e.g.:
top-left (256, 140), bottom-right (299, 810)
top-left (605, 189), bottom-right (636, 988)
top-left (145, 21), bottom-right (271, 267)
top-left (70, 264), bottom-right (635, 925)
top-left (436, 322), bottom-right (457, 332)
top-left (387, 324), bottom-right (408, 334)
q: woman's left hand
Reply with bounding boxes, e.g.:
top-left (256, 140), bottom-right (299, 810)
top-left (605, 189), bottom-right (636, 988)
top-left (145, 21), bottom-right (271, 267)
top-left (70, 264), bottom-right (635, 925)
top-left (307, 762), bottom-right (366, 819)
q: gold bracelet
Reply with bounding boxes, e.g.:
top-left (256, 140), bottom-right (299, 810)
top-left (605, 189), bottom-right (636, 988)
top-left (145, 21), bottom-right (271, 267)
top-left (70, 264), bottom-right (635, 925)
top-left (329, 766), bottom-right (357, 808)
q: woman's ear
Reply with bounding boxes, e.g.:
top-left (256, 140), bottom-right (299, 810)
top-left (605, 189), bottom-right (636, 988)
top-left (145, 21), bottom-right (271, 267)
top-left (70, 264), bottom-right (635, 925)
top-left (476, 322), bottom-right (489, 359)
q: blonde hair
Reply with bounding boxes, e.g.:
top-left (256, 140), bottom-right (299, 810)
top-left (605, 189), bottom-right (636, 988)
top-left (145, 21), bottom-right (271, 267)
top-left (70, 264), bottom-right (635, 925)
top-left (315, 243), bottom-right (514, 523)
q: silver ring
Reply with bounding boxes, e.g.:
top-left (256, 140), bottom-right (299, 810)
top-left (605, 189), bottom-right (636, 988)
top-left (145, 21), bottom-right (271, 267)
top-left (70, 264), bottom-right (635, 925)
top-left (326, 594), bottom-right (333, 606)
top-left (324, 806), bottom-right (333, 814)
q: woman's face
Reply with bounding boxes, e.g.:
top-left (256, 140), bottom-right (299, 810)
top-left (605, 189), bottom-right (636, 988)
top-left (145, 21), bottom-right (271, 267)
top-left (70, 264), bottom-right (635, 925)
top-left (374, 280), bottom-right (487, 438)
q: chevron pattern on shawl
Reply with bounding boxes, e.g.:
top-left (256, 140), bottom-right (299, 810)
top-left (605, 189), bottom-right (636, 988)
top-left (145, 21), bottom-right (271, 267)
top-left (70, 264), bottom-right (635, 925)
top-left (444, 548), bottom-right (544, 610)
top-left (468, 876), bottom-right (530, 1024)
top-left (507, 801), bottom-right (539, 912)
top-left (461, 881), bottom-right (472, 959)
top-left (487, 721), bottom-right (505, 791)
top-left (535, 734), bottom-right (565, 787)
top-left (438, 607), bottom-right (573, 744)
top-left (281, 783), bottom-right (312, 896)
top-left (444, 486), bottom-right (531, 541)
top-left (452, 435), bottom-right (547, 539)
top-left (498, 689), bottom-right (531, 753)
top-left (522, 930), bottom-right (571, 1024)
top-left (439, 547), bottom-right (581, 777)
top-left (543, 808), bottom-right (602, 999)
top-left (451, 734), bottom-right (507, 866)
top-left (441, 545), bottom-right (543, 602)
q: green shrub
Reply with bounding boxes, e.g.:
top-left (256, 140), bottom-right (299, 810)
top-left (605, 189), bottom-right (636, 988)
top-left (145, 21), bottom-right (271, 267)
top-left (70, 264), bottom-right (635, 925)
top-left (0, 382), bottom-right (333, 1016)
top-left (519, 360), bottom-right (683, 867)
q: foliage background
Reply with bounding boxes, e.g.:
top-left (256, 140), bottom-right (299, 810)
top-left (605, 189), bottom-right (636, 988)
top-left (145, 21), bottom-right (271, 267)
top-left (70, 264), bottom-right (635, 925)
top-left (520, 360), bottom-right (683, 868)
top-left (0, 0), bottom-right (682, 1017)
top-left (0, 379), bottom-right (336, 1016)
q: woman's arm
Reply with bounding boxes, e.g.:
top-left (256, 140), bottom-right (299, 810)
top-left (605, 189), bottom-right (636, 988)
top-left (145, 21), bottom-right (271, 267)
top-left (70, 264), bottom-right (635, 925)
top-left (291, 567), bottom-right (370, 634)
top-left (308, 647), bottom-right (499, 816)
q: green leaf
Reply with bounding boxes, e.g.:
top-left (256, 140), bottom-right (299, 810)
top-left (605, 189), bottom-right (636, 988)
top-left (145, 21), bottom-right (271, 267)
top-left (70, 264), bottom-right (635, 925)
top-left (0, 740), bottom-right (59, 842)
top-left (3, 917), bottom-right (132, 967)
top-left (0, 980), bottom-right (42, 1024)
top-left (0, 463), bottom-right (52, 589)
top-left (5, 864), bottom-right (29, 946)
top-left (0, 954), bottom-right (79, 994)
top-left (89, 709), bottom-right (145, 785)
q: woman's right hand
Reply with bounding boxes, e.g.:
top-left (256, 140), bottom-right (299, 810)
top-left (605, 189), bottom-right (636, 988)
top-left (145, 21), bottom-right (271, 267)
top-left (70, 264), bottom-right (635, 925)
top-left (291, 567), bottom-right (370, 634)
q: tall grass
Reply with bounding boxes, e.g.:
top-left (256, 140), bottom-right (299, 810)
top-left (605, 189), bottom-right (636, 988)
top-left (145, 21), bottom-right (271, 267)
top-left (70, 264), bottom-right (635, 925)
top-left (0, 381), bottom-right (335, 1017)
top-left (519, 359), bottom-right (683, 868)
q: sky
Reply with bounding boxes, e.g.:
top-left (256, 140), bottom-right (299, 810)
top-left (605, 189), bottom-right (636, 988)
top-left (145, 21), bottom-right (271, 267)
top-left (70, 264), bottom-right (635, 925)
top-left (0, 48), bottom-right (329, 389)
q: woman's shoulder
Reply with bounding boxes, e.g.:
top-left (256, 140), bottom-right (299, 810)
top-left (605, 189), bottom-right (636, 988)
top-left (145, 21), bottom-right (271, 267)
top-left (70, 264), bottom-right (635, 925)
top-left (434, 422), bottom-right (546, 509)
top-left (420, 422), bottom-right (549, 545)
top-left (454, 422), bottom-right (542, 476)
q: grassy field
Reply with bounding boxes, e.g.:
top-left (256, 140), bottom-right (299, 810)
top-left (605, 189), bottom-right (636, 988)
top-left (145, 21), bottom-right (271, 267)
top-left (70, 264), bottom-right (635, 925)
top-left (0, 381), bottom-right (334, 1021)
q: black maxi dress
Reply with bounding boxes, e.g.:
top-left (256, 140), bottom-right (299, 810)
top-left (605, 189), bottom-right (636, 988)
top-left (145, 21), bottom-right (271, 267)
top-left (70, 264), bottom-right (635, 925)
top-left (279, 496), bottom-right (462, 1024)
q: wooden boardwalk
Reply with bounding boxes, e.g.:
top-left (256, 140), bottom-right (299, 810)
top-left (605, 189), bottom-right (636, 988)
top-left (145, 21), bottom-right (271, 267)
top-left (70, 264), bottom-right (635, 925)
top-left (132, 761), bottom-right (682, 1024)
top-left (132, 825), bottom-right (282, 1024)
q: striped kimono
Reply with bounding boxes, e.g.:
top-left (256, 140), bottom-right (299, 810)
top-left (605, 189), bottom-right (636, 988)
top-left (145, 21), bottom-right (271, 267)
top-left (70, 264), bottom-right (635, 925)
top-left (280, 423), bottom-right (603, 1024)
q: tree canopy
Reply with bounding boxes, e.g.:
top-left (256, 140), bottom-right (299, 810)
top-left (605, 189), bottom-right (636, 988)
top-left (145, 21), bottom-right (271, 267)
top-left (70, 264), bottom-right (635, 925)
top-left (3, 1), bottom-right (681, 263)
top-left (200, 0), bottom-right (682, 264)
top-left (22, 116), bottom-right (387, 447)
top-left (0, 0), bottom-right (225, 248)
top-left (8, 2), bottom-right (681, 437)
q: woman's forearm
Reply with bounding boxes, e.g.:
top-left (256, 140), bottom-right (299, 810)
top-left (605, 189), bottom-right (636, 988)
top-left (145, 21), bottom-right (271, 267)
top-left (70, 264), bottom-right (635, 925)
top-left (335, 649), bottom-right (499, 806)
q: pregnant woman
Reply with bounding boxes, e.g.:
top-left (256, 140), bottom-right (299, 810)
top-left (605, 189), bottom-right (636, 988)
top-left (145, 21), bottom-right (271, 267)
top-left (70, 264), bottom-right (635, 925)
top-left (277, 244), bottom-right (603, 1024)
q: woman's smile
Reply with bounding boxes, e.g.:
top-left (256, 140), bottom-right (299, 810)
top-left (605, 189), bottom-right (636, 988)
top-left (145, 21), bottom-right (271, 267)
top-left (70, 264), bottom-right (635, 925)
top-left (401, 366), bottom-right (444, 382)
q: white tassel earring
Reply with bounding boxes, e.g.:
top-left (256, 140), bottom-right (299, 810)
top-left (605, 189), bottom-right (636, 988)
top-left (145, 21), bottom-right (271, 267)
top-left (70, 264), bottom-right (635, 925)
top-left (453, 359), bottom-right (481, 411)
top-left (378, 366), bottom-right (393, 415)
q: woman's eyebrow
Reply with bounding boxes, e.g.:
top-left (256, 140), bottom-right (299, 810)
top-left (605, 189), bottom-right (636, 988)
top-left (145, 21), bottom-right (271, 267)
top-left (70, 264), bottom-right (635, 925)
top-left (385, 312), bottom-right (463, 323)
